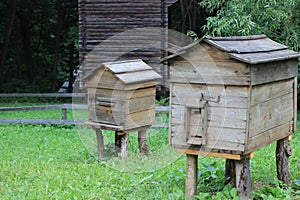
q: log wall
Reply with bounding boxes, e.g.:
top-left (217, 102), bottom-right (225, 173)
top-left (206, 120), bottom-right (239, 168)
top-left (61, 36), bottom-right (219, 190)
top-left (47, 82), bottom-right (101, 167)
top-left (79, 0), bottom-right (178, 87)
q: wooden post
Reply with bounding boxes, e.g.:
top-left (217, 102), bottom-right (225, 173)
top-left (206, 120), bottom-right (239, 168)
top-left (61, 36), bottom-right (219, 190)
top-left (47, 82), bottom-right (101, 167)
top-left (62, 108), bottom-right (67, 120)
top-left (185, 154), bottom-right (198, 199)
top-left (138, 129), bottom-right (150, 155)
top-left (115, 131), bottom-right (129, 160)
top-left (276, 136), bottom-right (292, 186)
top-left (225, 157), bottom-right (251, 200)
top-left (95, 129), bottom-right (104, 159)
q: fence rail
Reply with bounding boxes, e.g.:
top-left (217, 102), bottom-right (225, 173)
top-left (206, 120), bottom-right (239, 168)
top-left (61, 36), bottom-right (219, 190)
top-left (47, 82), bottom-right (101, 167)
top-left (0, 93), bottom-right (85, 98)
top-left (0, 102), bottom-right (169, 127)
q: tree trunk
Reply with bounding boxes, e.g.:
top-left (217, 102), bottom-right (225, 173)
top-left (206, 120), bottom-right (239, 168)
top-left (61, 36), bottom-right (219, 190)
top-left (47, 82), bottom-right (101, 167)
top-left (0, 0), bottom-right (17, 81)
top-left (52, 0), bottom-right (63, 92)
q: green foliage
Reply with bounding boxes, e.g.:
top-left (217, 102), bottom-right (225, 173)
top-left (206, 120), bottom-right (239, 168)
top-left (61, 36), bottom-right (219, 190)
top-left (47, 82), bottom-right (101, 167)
top-left (199, 0), bottom-right (300, 51)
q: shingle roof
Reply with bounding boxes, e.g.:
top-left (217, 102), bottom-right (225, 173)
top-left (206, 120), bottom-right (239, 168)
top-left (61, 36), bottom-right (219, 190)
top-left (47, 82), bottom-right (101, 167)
top-left (84, 59), bottom-right (161, 84)
top-left (203, 35), bottom-right (300, 64)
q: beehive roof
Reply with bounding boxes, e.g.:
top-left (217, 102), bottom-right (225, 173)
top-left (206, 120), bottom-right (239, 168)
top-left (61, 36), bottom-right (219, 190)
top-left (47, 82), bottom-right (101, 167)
top-left (84, 59), bottom-right (161, 84)
top-left (204, 35), bottom-right (300, 64)
top-left (164, 35), bottom-right (300, 64)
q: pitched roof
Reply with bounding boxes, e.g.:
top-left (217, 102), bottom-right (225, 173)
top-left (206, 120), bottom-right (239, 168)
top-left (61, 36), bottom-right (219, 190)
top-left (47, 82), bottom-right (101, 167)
top-left (84, 59), bottom-right (161, 84)
top-left (164, 35), bottom-right (300, 64)
top-left (204, 35), bottom-right (300, 64)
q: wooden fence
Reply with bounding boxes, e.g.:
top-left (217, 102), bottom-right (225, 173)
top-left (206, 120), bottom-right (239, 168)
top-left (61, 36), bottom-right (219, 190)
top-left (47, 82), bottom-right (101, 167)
top-left (0, 93), bottom-right (169, 127)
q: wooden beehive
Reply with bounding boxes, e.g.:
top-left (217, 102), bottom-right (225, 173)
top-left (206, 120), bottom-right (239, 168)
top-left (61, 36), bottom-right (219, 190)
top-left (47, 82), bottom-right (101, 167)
top-left (84, 59), bottom-right (161, 131)
top-left (165, 35), bottom-right (300, 158)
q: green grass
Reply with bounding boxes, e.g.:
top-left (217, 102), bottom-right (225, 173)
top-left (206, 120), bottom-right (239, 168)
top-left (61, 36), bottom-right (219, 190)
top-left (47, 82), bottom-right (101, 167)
top-left (0, 110), bottom-right (300, 199)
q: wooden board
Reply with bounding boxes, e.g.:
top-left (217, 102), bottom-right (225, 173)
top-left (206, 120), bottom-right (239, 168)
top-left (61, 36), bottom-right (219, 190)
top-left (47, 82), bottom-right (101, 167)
top-left (249, 92), bottom-right (293, 137)
top-left (250, 59), bottom-right (298, 85)
top-left (171, 83), bottom-right (248, 108)
top-left (169, 54), bottom-right (250, 85)
top-left (245, 122), bottom-right (292, 154)
top-left (250, 79), bottom-right (293, 106)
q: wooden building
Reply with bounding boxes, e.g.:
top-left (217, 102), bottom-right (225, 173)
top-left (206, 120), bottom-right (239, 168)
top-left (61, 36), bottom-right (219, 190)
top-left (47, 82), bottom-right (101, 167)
top-left (164, 35), bottom-right (300, 198)
top-left (78, 0), bottom-right (178, 87)
top-left (84, 59), bottom-right (161, 131)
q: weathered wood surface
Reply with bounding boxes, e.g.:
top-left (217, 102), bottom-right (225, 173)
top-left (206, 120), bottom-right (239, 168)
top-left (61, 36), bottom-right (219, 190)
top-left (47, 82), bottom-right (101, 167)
top-left (78, 0), bottom-right (171, 87)
top-left (225, 157), bottom-right (252, 200)
top-left (276, 137), bottom-right (292, 186)
top-left (95, 129), bottom-right (104, 159)
top-left (185, 154), bottom-right (198, 199)
top-left (138, 129), bottom-right (150, 155)
top-left (169, 44), bottom-right (250, 86)
top-left (0, 93), bottom-right (85, 98)
top-left (293, 77), bottom-right (297, 132)
top-left (249, 92), bottom-right (293, 137)
top-left (170, 82), bottom-right (247, 152)
top-left (250, 59), bottom-right (298, 85)
top-left (177, 149), bottom-right (242, 160)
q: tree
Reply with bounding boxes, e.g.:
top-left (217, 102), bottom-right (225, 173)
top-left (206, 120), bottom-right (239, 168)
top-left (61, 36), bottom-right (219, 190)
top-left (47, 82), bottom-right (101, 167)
top-left (199, 0), bottom-right (300, 51)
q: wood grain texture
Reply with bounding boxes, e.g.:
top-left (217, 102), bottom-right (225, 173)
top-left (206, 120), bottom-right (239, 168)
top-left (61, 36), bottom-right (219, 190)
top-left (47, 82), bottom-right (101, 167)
top-left (79, 0), bottom-right (170, 86)
top-left (250, 59), bottom-right (298, 85)
top-left (185, 154), bottom-right (198, 199)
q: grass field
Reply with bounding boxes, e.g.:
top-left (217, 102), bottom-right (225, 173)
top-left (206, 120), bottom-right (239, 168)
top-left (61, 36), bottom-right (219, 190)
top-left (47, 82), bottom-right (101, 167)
top-left (1, 109), bottom-right (300, 199)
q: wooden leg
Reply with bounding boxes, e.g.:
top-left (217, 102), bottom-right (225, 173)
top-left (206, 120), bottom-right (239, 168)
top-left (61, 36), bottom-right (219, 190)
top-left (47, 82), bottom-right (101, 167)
top-left (95, 129), bottom-right (104, 159)
top-left (61, 108), bottom-right (67, 120)
top-left (225, 159), bottom-right (235, 185)
top-left (138, 129), bottom-right (150, 155)
top-left (225, 157), bottom-right (251, 200)
top-left (185, 154), bottom-right (198, 199)
top-left (115, 131), bottom-right (129, 160)
top-left (115, 131), bottom-right (122, 153)
top-left (276, 137), bottom-right (292, 186)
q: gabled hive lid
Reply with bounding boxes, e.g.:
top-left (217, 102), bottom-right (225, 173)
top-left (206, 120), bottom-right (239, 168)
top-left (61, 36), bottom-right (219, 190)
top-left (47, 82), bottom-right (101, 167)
top-left (84, 59), bottom-right (161, 85)
top-left (204, 35), bottom-right (300, 64)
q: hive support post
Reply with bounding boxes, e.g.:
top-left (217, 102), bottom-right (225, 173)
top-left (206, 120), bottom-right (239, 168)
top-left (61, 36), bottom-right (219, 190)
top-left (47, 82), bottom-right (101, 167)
top-left (115, 131), bottom-right (129, 160)
top-left (138, 129), bottom-right (150, 155)
top-left (276, 136), bottom-right (292, 186)
top-left (225, 157), bottom-right (252, 200)
top-left (95, 129), bottom-right (104, 159)
top-left (185, 154), bottom-right (198, 199)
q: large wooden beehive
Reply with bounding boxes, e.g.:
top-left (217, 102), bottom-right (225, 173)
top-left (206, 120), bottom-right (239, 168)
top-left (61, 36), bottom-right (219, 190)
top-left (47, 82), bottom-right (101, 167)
top-left (165, 35), bottom-right (300, 158)
top-left (84, 59), bottom-right (161, 131)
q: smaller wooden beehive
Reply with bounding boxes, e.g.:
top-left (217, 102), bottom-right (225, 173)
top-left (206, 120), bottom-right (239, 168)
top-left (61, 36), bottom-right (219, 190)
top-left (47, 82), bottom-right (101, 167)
top-left (165, 35), bottom-right (300, 158)
top-left (84, 59), bottom-right (161, 131)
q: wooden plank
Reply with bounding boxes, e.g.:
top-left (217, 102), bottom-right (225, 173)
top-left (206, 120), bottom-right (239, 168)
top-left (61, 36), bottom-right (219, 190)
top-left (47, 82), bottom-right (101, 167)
top-left (250, 79), bottom-right (293, 106)
top-left (230, 49), bottom-right (300, 64)
top-left (172, 83), bottom-right (248, 108)
top-left (171, 105), bottom-right (247, 129)
top-left (169, 57), bottom-right (250, 85)
top-left (177, 149), bottom-right (241, 160)
top-left (249, 92), bottom-right (293, 137)
top-left (116, 70), bottom-right (161, 85)
top-left (124, 109), bottom-right (155, 130)
top-left (250, 59), bottom-right (298, 85)
top-left (293, 77), bottom-right (297, 133)
top-left (171, 124), bottom-right (245, 151)
top-left (246, 122), bottom-right (292, 154)
top-left (103, 59), bottom-right (151, 73)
